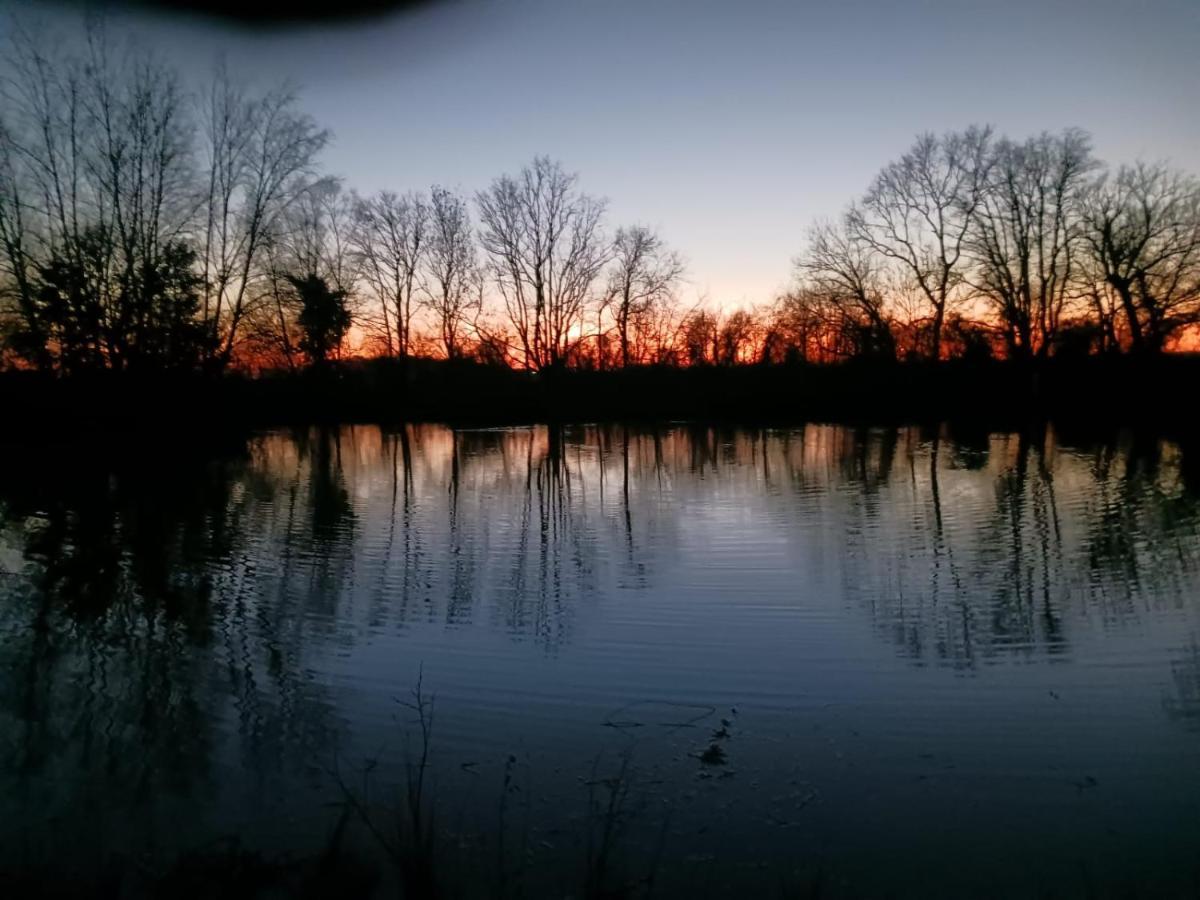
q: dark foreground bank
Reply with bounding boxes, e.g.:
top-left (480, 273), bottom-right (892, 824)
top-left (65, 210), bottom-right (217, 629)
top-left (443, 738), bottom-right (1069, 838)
top-left (2, 354), bottom-right (1199, 438)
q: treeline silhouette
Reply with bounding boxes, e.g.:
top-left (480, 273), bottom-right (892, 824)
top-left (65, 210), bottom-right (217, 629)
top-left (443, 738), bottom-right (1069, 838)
top-left (1, 18), bottom-right (1198, 426)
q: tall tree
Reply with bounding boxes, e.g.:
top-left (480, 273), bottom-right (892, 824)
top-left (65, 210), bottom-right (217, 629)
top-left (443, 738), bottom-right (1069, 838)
top-left (424, 185), bottom-right (478, 360)
top-left (350, 189), bottom-right (428, 359)
top-left (476, 157), bottom-right (608, 371)
top-left (1079, 162), bottom-right (1200, 353)
top-left (0, 112), bottom-right (45, 367)
top-left (85, 29), bottom-right (197, 368)
top-left (968, 130), bottom-right (1094, 359)
top-left (799, 219), bottom-right (895, 359)
top-left (0, 21), bottom-right (202, 370)
top-left (849, 127), bottom-right (992, 360)
top-left (257, 179), bottom-right (353, 370)
top-left (716, 309), bottom-right (759, 365)
top-left (199, 67), bottom-right (329, 369)
top-left (680, 309), bottom-right (719, 366)
top-left (764, 288), bottom-right (841, 363)
top-left (604, 225), bottom-right (684, 368)
top-left (291, 273), bottom-right (350, 369)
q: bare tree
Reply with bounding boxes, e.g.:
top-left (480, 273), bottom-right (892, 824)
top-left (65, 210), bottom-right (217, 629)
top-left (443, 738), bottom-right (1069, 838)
top-left (968, 129), bottom-right (1094, 359)
top-left (1079, 162), bottom-right (1200, 353)
top-left (0, 19), bottom-right (89, 280)
top-left (199, 66), bottom-right (329, 369)
top-left (286, 179), bottom-right (356, 292)
top-left (0, 20), bottom-right (202, 371)
top-left (84, 28), bottom-right (198, 367)
top-left (424, 185), bottom-right (478, 359)
top-left (716, 308), bottom-right (760, 365)
top-left (0, 102), bottom-right (41, 365)
top-left (635, 289), bottom-right (688, 365)
top-left (257, 236), bottom-right (303, 370)
top-left (476, 156), bottom-right (608, 371)
top-left (799, 219), bottom-right (895, 359)
top-left (1081, 281), bottom-right (1122, 353)
top-left (7, 16), bottom-right (1200, 378)
top-left (680, 309), bottom-right (719, 366)
top-left (763, 288), bottom-right (842, 363)
top-left (848, 127), bottom-right (992, 360)
top-left (350, 189), bottom-right (428, 359)
top-left (255, 178), bottom-right (354, 370)
top-left (604, 225), bottom-right (684, 367)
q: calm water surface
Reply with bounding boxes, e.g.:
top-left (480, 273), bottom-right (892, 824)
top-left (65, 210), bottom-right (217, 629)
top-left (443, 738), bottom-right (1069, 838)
top-left (2, 424), bottom-right (1199, 897)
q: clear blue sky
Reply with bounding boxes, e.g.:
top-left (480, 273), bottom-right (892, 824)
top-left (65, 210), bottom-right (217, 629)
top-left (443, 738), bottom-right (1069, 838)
top-left (14, 0), bottom-right (1200, 306)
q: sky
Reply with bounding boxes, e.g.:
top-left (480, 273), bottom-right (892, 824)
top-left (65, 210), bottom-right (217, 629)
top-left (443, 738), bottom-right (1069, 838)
top-left (10, 0), bottom-right (1200, 307)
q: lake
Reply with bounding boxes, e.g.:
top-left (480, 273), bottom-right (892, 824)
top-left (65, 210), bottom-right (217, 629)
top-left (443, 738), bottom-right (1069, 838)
top-left (2, 423), bottom-right (1199, 898)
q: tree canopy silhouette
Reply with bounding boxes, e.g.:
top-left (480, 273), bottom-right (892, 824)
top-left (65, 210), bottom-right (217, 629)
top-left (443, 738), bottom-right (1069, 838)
top-left (1, 16), bottom-right (1198, 380)
top-left (291, 273), bottom-right (351, 368)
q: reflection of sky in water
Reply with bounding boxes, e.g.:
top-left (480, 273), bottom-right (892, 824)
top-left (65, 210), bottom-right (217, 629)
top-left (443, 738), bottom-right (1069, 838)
top-left (1, 424), bottom-right (1199, 895)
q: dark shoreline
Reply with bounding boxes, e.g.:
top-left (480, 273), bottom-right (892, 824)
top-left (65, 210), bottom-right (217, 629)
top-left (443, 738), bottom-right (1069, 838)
top-left (2, 354), bottom-right (1198, 442)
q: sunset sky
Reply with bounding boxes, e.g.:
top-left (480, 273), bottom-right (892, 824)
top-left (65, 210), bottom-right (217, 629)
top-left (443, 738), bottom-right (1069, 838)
top-left (14, 0), bottom-right (1200, 308)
